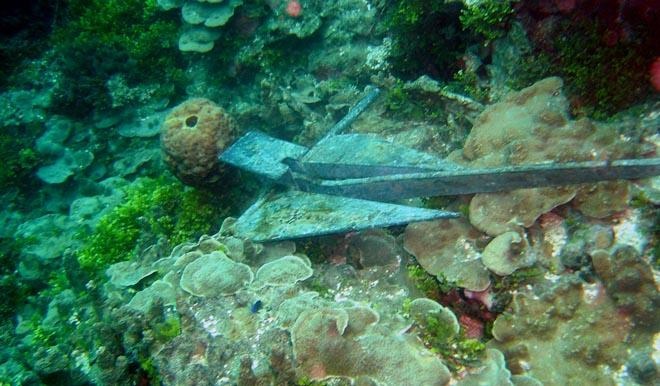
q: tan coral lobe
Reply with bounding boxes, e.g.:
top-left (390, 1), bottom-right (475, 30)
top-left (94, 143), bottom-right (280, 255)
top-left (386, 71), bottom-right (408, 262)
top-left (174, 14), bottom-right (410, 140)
top-left (161, 98), bottom-right (236, 186)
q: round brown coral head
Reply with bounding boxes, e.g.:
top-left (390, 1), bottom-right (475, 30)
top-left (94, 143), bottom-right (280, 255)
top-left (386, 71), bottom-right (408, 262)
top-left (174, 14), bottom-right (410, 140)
top-left (160, 98), bottom-right (236, 186)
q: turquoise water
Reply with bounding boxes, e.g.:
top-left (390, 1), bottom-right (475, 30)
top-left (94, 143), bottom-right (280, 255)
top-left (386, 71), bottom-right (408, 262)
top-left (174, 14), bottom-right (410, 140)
top-left (1, 1), bottom-right (658, 385)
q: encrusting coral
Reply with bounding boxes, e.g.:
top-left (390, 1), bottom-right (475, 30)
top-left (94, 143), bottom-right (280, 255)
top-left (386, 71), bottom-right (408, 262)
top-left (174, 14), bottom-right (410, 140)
top-left (160, 98), bottom-right (236, 186)
top-left (291, 306), bottom-right (452, 385)
top-left (449, 77), bottom-right (639, 236)
top-left (591, 246), bottom-right (660, 331)
top-left (403, 218), bottom-right (490, 291)
top-left (489, 275), bottom-right (637, 386)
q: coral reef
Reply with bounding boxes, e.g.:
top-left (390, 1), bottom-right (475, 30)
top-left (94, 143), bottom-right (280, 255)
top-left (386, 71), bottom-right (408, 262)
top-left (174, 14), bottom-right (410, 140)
top-left (451, 77), bottom-right (638, 236)
top-left (160, 98), bottom-right (236, 186)
top-left (95, 226), bottom-right (525, 385)
top-left (2, 1), bottom-right (659, 385)
top-left (489, 274), bottom-right (649, 386)
top-left (157, 0), bottom-right (244, 52)
top-left (291, 306), bottom-right (451, 385)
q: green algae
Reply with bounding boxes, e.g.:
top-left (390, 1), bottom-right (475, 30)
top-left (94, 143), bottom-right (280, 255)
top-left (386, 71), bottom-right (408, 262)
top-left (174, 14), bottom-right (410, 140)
top-left (153, 314), bottom-right (181, 343)
top-left (383, 0), bottom-right (472, 80)
top-left (459, 0), bottom-right (516, 41)
top-left (0, 130), bottom-right (42, 194)
top-left (48, 0), bottom-right (184, 116)
top-left (513, 19), bottom-right (651, 119)
top-left (407, 262), bottom-right (457, 298)
top-left (77, 177), bottom-right (226, 273)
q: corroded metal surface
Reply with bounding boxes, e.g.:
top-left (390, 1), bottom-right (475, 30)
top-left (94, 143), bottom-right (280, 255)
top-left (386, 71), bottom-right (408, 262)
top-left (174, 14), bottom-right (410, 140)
top-left (219, 87), bottom-right (660, 241)
top-left (299, 158), bottom-right (660, 201)
top-left (299, 133), bottom-right (459, 178)
top-left (233, 190), bottom-right (458, 242)
top-left (219, 131), bottom-right (307, 183)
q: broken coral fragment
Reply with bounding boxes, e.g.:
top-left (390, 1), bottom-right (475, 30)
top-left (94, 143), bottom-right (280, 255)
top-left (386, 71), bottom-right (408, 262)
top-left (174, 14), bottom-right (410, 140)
top-left (481, 231), bottom-right (535, 276)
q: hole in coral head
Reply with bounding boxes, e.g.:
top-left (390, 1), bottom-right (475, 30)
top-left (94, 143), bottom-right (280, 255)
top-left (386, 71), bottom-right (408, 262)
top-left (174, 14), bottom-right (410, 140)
top-left (185, 115), bottom-right (198, 128)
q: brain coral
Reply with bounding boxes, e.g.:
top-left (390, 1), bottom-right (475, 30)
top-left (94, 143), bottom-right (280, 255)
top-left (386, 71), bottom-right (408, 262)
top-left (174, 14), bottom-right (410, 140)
top-left (161, 98), bottom-right (236, 186)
